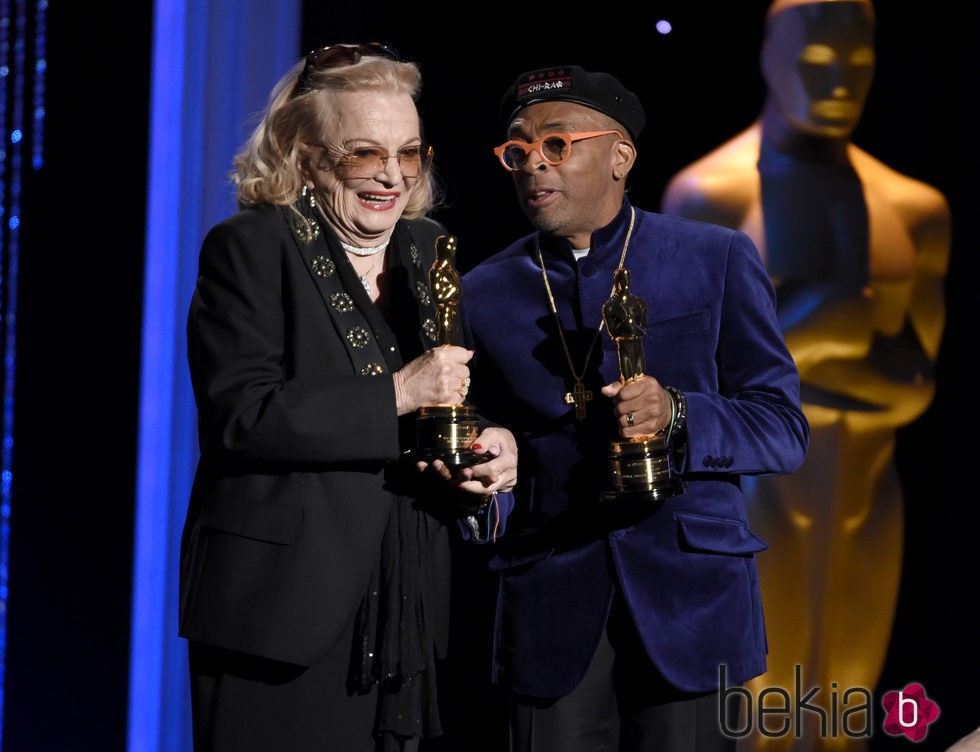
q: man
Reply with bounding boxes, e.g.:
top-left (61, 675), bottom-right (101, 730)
top-left (661, 3), bottom-right (950, 746)
top-left (460, 64), bottom-right (809, 752)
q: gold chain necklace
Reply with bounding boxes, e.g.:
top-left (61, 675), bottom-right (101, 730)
top-left (537, 206), bottom-right (636, 419)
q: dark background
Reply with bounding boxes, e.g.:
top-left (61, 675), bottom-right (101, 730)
top-left (5, 2), bottom-right (976, 750)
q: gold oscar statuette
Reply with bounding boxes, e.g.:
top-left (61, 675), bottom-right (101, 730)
top-left (601, 268), bottom-right (684, 502)
top-left (415, 235), bottom-right (486, 469)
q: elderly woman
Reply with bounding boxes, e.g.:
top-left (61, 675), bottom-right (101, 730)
top-left (179, 43), bottom-right (517, 752)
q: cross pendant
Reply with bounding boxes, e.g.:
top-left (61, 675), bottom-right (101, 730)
top-left (564, 381), bottom-right (593, 420)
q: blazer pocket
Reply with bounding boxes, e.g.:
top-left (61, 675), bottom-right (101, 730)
top-left (201, 474), bottom-right (306, 545)
top-left (649, 308), bottom-right (710, 339)
top-left (488, 540), bottom-right (555, 572)
top-left (675, 511), bottom-right (767, 555)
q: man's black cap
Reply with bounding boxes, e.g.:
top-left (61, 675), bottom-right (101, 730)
top-left (499, 65), bottom-right (645, 142)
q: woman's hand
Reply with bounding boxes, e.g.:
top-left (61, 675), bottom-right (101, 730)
top-left (393, 345), bottom-right (472, 415)
top-left (416, 426), bottom-right (518, 501)
top-left (454, 426), bottom-right (518, 498)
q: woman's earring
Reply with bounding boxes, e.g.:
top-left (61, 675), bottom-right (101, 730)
top-left (291, 185), bottom-right (321, 242)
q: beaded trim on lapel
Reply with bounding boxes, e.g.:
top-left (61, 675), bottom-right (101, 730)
top-left (398, 223), bottom-right (440, 352)
top-left (286, 208), bottom-right (441, 377)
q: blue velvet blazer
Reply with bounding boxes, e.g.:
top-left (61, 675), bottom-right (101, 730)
top-left (461, 199), bottom-right (809, 697)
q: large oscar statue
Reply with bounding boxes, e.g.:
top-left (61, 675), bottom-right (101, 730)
top-left (601, 268), bottom-right (684, 502)
top-left (415, 235), bottom-right (485, 469)
top-left (661, 2), bottom-right (951, 749)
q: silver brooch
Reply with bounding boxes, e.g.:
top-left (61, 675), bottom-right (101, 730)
top-left (410, 243), bottom-right (420, 266)
top-left (290, 213), bottom-right (321, 243)
top-left (346, 326), bottom-right (371, 349)
top-left (422, 318), bottom-right (437, 342)
top-left (312, 256), bottom-right (335, 278)
top-left (330, 292), bottom-right (354, 313)
top-left (416, 281), bottom-right (432, 306)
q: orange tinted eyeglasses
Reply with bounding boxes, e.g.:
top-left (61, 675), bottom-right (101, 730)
top-left (493, 130), bottom-right (622, 171)
top-left (320, 143), bottom-right (434, 179)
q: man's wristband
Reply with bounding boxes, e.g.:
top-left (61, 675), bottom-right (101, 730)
top-left (664, 386), bottom-right (687, 438)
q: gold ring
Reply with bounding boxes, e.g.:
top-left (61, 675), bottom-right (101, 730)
top-left (626, 412), bottom-right (635, 426)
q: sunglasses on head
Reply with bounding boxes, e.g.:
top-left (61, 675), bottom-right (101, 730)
top-left (293, 43), bottom-right (399, 96)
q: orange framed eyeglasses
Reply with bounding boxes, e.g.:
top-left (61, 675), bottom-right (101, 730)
top-left (493, 130), bottom-right (622, 171)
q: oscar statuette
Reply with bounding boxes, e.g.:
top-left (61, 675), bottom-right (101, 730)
top-left (415, 235), bottom-right (486, 469)
top-left (601, 268), bottom-right (684, 502)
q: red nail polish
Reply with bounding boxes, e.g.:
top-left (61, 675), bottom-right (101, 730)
top-left (472, 443), bottom-right (483, 450)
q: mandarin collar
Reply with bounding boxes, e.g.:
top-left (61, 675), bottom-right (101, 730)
top-left (537, 198), bottom-right (635, 272)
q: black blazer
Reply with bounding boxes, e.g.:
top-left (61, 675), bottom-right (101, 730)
top-left (179, 203), bottom-right (452, 666)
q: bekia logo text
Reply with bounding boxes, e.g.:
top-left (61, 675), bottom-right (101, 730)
top-left (717, 666), bottom-right (940, 740)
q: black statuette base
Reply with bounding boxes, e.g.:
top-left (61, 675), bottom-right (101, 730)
top-left (602, 436), bottom-right (685, 503)
top-left (415, 404), bottom-right (490, 470)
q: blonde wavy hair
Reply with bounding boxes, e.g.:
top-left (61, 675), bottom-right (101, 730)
top-left (233, 50), bottom-right (440, 222)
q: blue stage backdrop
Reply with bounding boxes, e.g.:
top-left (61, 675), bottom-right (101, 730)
top-left (129, 3), bottom-right (299, 751)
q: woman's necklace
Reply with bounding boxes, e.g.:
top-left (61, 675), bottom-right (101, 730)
top-left (351, 244), bottom-right (387, 298)
top-left (355, 252), bottom-right (386, 297)
top-left (345, 244), bottom-right (388, 297)
top-left (536, 206), bottom-right (636, 419)
top-left (339, 239), bottom-right (388, 257)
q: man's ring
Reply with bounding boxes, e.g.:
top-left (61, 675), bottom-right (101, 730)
top-left (626, 412), bottom-right (635, 426)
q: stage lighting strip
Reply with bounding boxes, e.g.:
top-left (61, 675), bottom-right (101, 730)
top-left (0, 0), bottom-right (46, 743)
top-left (0, 0), bottom-right (11, 739)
